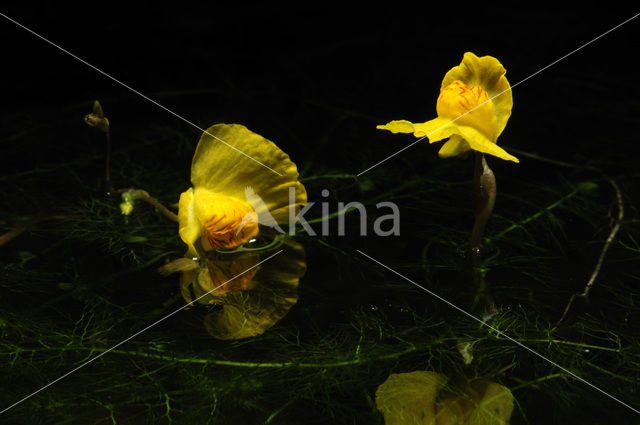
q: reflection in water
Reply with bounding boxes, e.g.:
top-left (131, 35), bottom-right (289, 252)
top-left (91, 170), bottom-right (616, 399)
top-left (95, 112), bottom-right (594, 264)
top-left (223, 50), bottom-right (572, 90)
top-left (178, 236), bottom-right (306, 340)
top-left (180, 251), bottom-right (260, 304)
top-left (375, 370), bottom-right (514, 425)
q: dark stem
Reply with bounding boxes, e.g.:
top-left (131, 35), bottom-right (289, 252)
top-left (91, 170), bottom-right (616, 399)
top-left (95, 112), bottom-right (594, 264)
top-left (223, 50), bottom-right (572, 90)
top-left (551, 175), bottom-right (624, 332)
top-left (468, 152), bottom-right (497, 319)
top-left (0, 215), bottom-right (69, 247)
top-left (0, 226), bottom-right (28, 247)
top-left (470, 152), bottom-right (496, 252)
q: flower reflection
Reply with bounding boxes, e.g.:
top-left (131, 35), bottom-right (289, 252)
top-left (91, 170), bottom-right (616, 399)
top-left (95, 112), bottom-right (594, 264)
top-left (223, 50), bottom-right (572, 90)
top-left (179, 249), bottom-right (260, 305)
top-left (179, 236), bottom-right (306, 340)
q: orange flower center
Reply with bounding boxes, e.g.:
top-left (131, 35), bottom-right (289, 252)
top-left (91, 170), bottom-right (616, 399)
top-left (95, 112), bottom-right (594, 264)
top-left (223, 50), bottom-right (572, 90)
top-left (201, 207), bottom-right (258, 251)
top-left (192, 189), bottom-right (259, 251)
top-left (436, 80), bottom-right (498, 140)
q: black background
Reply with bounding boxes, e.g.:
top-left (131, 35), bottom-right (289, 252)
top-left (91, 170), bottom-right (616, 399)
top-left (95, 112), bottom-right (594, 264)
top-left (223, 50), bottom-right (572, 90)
top-left (2, 5), bottom-right (638, 165)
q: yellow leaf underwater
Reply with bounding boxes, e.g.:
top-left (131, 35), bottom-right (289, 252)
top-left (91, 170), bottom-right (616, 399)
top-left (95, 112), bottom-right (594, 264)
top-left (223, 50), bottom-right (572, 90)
top-left (375, 371), bottom-right (446, 425)
top-left (376, 371), bottom-right (514, 425)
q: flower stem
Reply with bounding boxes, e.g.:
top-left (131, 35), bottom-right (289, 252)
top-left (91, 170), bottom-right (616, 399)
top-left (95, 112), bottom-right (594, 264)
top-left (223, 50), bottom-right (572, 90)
top-left (469, 152), bottom-right (497, 318)
top-left (84, 100), bottom-right (113, 195)
top-left (470, 152), bottom-right (496, 252)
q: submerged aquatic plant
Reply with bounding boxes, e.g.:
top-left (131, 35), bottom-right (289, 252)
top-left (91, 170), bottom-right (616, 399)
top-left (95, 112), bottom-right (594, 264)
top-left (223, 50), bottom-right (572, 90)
top-left (377, 52), bottom-right (518, 163)
top-left (178, 124), bottom-right (307, 256)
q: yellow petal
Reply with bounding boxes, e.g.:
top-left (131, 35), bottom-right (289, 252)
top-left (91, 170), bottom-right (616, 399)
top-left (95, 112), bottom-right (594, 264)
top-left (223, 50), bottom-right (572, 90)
top-left (455, 125), bottom-right (519, 162)
top-left (441, 52), bottom-right (512, 139)
top-left (191, 124), bottom-right (306, 224)
top-left (436, 80), bottom-right (497, 141)
top-left (180, 267), bottom-right (199, 304)
top-left (193, 187), bottom-right (259, 251)
top-left (378, 117), bottom-right (456, 141)
top-left (438, 135), bottom-right (471, 158)
top-left (178, 188), bottom-right (200, 258)
top-left (379, 118), bottom-right (517, 162)
top-left (408, 117), bottom-right (460, 141)
top-left (376, 120), bottom-right (418, 134)
top-left (158, 257), bottom-right (199, 276)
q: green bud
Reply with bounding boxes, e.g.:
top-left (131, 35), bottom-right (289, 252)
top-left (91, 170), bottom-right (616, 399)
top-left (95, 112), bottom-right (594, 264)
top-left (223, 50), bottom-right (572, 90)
top-left (84, 100), bottom-right (110, 133)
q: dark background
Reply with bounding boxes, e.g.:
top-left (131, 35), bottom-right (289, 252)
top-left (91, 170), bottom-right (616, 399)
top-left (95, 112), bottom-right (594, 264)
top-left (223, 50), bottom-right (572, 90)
top-left (2, 5), bottom-right (638, 166)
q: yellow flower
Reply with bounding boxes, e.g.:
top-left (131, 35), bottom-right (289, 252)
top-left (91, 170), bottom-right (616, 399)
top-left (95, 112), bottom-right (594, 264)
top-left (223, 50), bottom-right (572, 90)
top-left (377, 52), bottom-right (518, 163)
top-left (178, 124), bottom-right (306, 257)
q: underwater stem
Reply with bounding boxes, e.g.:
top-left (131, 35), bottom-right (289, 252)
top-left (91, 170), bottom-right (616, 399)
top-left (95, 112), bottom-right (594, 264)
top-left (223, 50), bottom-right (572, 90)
top-left (0, 226), bottom-right (27, 247)
top-left (552, 174), bottom-right (624, 331)
top-left (493, 148), bottom-right (626, 332)
top-left (0, 215), bottom-right (68, 247)
top-left (8, 344), bottom-right (418, 368)
top-left (486, 188), bottom-right (579, 244)
top-left (509, 373), bottom-right (569, 392)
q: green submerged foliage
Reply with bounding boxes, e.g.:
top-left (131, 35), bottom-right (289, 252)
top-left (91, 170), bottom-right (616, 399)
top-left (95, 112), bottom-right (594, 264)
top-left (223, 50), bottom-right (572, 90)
top-left (1, 97), bottom-right (639, 425)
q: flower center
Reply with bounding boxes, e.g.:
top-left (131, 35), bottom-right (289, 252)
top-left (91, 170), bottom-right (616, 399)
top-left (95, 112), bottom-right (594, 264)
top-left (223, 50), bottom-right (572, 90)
top-left (202, 208), bottom-right (259, 251)
top-left (436, 80), bottom-right (498, 140)
top-left (193, 189), bottom-right (259, 251)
